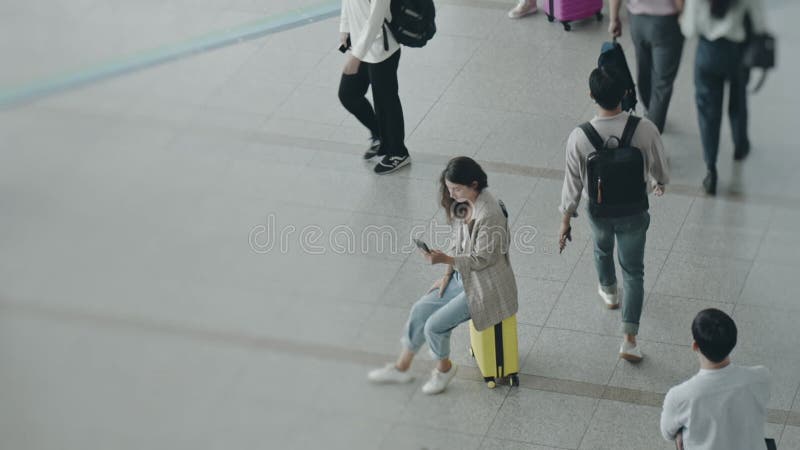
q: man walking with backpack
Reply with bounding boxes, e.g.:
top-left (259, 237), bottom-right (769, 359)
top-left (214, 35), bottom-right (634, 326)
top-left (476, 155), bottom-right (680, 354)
top-left (558, 67), bottom-right (669, 362)
top-left (338, 0), bottom-right (412, 175)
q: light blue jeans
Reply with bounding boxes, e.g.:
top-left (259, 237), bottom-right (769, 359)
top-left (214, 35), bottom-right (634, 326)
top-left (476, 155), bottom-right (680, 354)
top-left (401, 272), bottom-right (471, 360)
top-left (587, 211), bottom-right (650, 335)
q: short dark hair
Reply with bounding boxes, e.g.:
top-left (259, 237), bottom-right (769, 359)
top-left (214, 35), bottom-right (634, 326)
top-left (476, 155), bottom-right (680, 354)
top-left (691, 309), bottom-right (738, 363)
top-left (589, 66), bottom-right (625, 110)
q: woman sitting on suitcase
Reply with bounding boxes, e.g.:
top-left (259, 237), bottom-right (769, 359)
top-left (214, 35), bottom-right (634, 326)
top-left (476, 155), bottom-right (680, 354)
top-left (367, 156), bottom-right (518, 394)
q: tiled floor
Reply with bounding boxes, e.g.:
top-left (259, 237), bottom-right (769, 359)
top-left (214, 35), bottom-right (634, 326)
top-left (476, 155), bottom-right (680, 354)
top-left (1, 0), bottom-right (799, 449)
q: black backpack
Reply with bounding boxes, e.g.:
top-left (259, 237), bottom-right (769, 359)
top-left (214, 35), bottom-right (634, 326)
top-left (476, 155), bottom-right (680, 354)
top-left (580, 116), bottom-right (649, 218)
top-left (598, 39), bottom-right (637, 112)
top-left (376, 0), bottom-right (437, 50)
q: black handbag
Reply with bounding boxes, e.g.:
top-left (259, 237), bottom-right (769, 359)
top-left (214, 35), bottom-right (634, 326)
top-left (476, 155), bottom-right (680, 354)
top-left (742, 13), bottom-right (776, 93)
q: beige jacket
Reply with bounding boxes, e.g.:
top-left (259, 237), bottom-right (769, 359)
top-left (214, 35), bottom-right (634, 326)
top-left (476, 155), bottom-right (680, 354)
top-left (452, 190), bottom-right (518, 331)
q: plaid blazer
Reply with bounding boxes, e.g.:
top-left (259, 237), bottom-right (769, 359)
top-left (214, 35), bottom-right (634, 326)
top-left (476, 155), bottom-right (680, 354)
top-left (452, 190), bottom-right (518, 331)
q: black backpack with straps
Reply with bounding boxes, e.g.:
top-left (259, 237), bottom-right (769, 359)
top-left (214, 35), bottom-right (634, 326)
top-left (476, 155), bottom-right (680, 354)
top-left (374, 0), bottom-right (437, 50)
top-left (580, 115), bottom-right (649, 218)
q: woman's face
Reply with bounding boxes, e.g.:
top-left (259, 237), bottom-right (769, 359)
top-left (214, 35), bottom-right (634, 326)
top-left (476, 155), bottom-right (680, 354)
top-left (445, 180), bottom-right (477, 203)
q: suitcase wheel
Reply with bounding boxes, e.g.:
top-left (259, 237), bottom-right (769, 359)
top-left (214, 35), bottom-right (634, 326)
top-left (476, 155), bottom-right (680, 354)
top-left (561, 21), bottom-right (571, 31)
top-left (546, 14), bottom-right (554, 23)
top-left (468, 347), bottom-right (474, 358)
top-left (509, 374), bottom-right (520, 387)
top-left (485, 377), bottom-right (496, 389)
top-left (596, 12), bottom-right (603, 22)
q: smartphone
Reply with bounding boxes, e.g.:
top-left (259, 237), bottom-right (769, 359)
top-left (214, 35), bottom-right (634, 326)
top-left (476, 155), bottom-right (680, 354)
top-left (413, 238), bottom-right (431, 254)
top-left (338, 35), bottom-right (352, 53)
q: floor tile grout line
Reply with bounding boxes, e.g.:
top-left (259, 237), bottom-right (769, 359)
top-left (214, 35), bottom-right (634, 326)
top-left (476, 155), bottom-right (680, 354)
top-left (244, 128), bottom-right (800, 210)
top-left (732, 205), bottom-right (776, 317)
top-left (1, 297), bottom-right (793, 425)
top-left (478, 385), bottom-right (513, 450)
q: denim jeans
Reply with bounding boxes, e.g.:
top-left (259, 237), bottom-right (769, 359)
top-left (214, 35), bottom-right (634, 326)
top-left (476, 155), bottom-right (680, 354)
top-left (694, 37), bottom-right (750, 172)
top-left (587, 211), bottom-right (650, 335)
top-left (401, 272), bottom-right (471, 360)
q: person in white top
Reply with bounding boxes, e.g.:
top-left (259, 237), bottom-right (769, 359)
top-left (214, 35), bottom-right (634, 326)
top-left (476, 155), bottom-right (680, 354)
top-left (660, 308), bottom-right (771, 450)
top-left (680, 0), bottom-right (767, 195)
top-left (338, 0), bottom-right (411, 175)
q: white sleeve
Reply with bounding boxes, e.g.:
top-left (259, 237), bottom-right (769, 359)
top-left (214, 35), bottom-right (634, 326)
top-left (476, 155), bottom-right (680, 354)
top-left (748, 0), bottom-right (768, 34)
top-left (559, 130), bottom-right (584, 218)
top-left (644, 121), bottom-right (670, 186)
top-left (340, 0), bottom-right (350, 33)
top-left (660, 389), bottom-right (685, 441)
top-left (350, 0), bottom-right (390, 60)
top-left (679, 0), bottom-right (698, 38)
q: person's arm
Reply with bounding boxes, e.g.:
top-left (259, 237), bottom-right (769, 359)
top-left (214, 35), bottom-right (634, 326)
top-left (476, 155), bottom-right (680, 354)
top-left (660, 390), bottom-right (685, 442)
top-left (452, 216), bottom-right (506, 274)
top-left (350, 0), bottom-right (390, 60)
top-left (609, 0), bottom-right (623, 37)
top-left (679, 0), bottom-right (696, 37)
top-left (340, 0), bottom-right (349, 33)
top-left (748, 0), bottom-right (768, 34)
top-left (558, 130), bottom-right (583, 251)
top-left (646, 122), bottom-right (670, 189)
top-left (559, 130), bottom-right (584, 219)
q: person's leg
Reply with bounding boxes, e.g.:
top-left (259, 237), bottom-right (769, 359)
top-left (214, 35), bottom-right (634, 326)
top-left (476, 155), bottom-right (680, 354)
top-left (338, 61), bottom-right (379, 139)
top-left (399, 274), bottom-right (466, 368)
top-left (647, 15), bottom-right (684, 133)
top-left (368, 50), bottom-right (409, 159)
top-left (419, 289), bottom-right (471, 394)
top-left (629, 14), bottom-right (653, 113)
top-left (369, 275), bottom-right (465, 383)
top-left (728, 49), bottom-right (751, 159)
top-left (423, 290), bottom-right (471, 367)
top-left (588, 214), bottom-right (618, 293)
top-left (694, 39), bottom-right (725, 194)
top-left (614, 211), bottom-right (650, 341)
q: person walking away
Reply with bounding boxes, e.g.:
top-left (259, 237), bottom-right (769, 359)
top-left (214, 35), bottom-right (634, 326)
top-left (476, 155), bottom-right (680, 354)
top-left (680, 0), bottom-right (767, 194)
top-left (609, 0), bottom-right (685, 134)
top-left (339, 0), bottom-right (411, 175)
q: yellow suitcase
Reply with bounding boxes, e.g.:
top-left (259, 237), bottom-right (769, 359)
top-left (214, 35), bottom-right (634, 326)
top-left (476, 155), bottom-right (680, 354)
top-left (468, 315), bottom-right (520, 388)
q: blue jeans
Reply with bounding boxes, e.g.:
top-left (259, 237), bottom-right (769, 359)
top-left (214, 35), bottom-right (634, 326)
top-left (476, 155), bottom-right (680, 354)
top-left (402, 272), bottom-right (471, 360)
top-left (694, 37), bottom-right (750, 172)
top-left (587, 211), bottom-right (650, 335)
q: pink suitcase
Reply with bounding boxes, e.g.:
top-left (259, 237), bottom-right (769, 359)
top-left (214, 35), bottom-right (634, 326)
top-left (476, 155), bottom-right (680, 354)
top-left (543, 0), bottom-right (603, 31)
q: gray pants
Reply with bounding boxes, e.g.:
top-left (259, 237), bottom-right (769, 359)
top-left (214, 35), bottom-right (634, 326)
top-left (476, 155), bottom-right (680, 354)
top-left (629, 13), bottom-right (684, 133)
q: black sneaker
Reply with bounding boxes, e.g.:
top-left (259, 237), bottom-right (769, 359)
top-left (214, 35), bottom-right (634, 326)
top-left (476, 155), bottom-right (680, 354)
top-left (374, 154), bottom-right (411, 175)
top-left (702, 170), bottom-right (717, 196)
top-left (734, 145), bottom-right (750, 161)
top-left (363, 138), bottom-right (383, 160)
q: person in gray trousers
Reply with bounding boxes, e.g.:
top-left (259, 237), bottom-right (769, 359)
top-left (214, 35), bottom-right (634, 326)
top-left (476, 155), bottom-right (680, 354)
top-left (609, 0), bottom-right (685, 134)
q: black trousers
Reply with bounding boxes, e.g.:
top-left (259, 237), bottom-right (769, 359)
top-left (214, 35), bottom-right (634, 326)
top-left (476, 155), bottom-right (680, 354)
top-left (338, 49), bottom-right (409, 157)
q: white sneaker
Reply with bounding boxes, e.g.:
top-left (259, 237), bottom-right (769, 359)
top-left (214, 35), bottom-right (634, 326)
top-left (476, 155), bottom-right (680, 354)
top-left (508, 0), bottom-right (537, 18)
top-left (598, 284), bottom-right (620, 309)
top-left (421, 364), bottom-right (458, 395)
top-left (367, 364), bottom-right (414, 384)
top-left (619, 340), bottom-right (643, 363)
